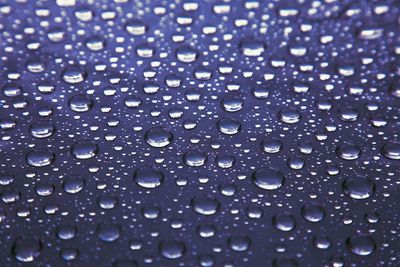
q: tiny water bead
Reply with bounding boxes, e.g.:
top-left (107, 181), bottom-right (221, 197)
top-left (252, 168), bottom-right (285, 190)
top-left (133, 166), bottom-right (164, 189)
top-left (144, 127), bottom-right (173, 148)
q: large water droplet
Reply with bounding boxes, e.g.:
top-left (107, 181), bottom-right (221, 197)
top-left (61, 66), bottom-right (87, 84)
top-left (252, 168), bottom-right (285, 190)
top-left (346, 235), bottom-right (376, 256)
top-left (159, 240), bottom-right (186, 259)
top-left (144, 127), bottom-right (173, 148)
top-left (133, 166), bottom-right (164, 189)
top-left (191, 196), bottom-right (220, 215)
top-left (342, 176), bottom-right (375, 200)
top-left (11, 236), bottom-right (42, 263)
top-left (26, 149), bottom-right (55, 167)
top-left (381, 142), bottom-right (400, 160)
top-left (30, 120), bottom-right (56, 138)
top-left (71, 140), bottom-right (98, 159)
top-left (336, 144), bottom-right (361, 160)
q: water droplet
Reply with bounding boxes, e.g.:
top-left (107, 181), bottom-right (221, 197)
top-left (63, 176), bottom-right (85, 194)
top-left (68, 94), bottom-right (93, 113)
top-left (346, 235), bottom-right (376, 256)
top-left (183, 150), bottom-right (207, 167)
top-left (133, 166), bottom-right (164, 189)
top-left (252, 168), bottom-right (285, 190)
top-left (97, 223), bottom-right (121, 242)
top-left (11, 236), bottom-right (42, 263)
top-left (71, 140), bottom-right (98, 159)
top-left (159, 240), bottom-right (185, 259)
top-left (217, 117), bottom-right (241, 135)
top-left (272, 213), bottom-right (296, 232)
top-left (61, 66), bottom-right (87, 84)
top-left (239, 37), bottom-right (265, 57)
top-left (342, 176), bottom-right (375, 200)
top-left (278, 109), bottom-right (301, 124)
top-left (301, 203), bottom-right (325, 222)
top-left (144, 127), bottom-right (173, 148)
top-left (381, 142), bottom-right (400, 160)
top-left (30, 120), bottom-right (56, 138)
top-left (26, 149), bottom-right (55, 167)
top-left (228, 236), bottom-right (251, 252)
top-left (176, 46), bottom-right (199, 63)
top-left (191, 196), bottom-right (220, 215)
top-left (336, 144), bottom-right (361, 160)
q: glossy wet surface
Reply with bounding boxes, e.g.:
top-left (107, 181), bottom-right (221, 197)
top-left (0, 0), bottom-right (400, 266)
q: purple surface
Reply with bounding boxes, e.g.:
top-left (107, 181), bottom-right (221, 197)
top-left (0, 0), bottom-right (400, 266)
